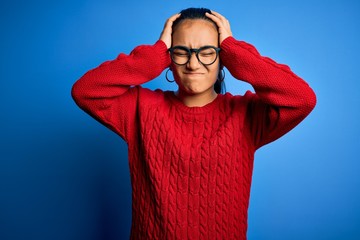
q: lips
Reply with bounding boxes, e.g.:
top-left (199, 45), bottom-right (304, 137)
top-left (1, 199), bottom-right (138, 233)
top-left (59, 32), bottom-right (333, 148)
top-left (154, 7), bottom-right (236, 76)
top-left (184, 72), bottom-right (204, 75)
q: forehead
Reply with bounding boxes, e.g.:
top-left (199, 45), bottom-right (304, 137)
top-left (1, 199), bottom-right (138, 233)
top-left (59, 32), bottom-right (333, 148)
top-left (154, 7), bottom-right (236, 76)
top-left (172, 19), bottom-right (219, 47)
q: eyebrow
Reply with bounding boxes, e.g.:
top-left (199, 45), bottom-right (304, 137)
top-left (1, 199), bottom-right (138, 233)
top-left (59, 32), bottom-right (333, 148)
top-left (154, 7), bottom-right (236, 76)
top-left (171, 45), bottom-right (219, 49)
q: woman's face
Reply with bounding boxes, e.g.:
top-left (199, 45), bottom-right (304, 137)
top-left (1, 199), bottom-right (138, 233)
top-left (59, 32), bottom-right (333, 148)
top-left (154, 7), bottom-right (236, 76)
top-left (171, 19), bottom-right (219, 96)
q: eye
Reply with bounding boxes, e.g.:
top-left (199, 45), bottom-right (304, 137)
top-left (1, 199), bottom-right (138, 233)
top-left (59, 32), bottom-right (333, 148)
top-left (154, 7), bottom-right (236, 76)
top-left (174, 52), bottom-right (188, 57)
top-left (201, 52), bottom-right (215, 56)
top-left (172, 48), bottom-right (188, 57)
top-left (199, 48), bottom-right (216, 57)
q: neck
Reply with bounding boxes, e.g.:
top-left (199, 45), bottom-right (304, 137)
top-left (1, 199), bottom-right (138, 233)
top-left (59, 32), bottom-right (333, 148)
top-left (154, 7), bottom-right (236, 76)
top-left (175, 89), bottom-right (218, 107)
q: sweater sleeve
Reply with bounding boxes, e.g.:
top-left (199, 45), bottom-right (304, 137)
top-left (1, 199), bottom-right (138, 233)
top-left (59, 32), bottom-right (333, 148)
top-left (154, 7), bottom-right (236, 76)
top-left (71, 40), bottom-right (171, 142)
top-left (220, 37), bottom-right (316, 149)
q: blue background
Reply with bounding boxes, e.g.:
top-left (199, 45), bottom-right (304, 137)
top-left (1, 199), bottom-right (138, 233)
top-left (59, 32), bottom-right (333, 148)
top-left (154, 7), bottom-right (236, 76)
top-left (1, 0), bottom-right (359, 239)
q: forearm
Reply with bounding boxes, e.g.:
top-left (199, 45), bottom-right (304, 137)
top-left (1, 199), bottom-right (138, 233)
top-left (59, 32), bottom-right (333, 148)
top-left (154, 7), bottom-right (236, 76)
top-left (72, 40), bottom-right (170, 106)
top-left (221, 36), bottom-right (316, 109)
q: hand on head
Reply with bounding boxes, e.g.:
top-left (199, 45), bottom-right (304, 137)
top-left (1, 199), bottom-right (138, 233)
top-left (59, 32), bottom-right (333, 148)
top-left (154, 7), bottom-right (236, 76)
top-left (159, 13), bottom-right (181, 49)
top-left (159, 10), bottom-right (232, 49)
top-left (205, 11), bottom-right (233, 44)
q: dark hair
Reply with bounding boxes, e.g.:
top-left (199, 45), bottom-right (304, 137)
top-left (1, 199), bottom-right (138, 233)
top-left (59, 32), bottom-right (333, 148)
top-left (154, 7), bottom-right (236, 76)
top-left (173, 8), bottom-right (215, 31)
top-left (172, 7), bottom-right (226, 94)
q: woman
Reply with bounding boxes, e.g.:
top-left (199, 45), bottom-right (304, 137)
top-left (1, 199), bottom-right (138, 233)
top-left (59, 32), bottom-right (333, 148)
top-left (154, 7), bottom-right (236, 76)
top-left (72, 8), bottom-right (316, 240)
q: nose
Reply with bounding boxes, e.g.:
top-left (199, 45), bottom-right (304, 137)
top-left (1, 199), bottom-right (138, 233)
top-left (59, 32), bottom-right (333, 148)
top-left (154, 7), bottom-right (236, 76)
top-left (186, 52), bottom-right (201, 69)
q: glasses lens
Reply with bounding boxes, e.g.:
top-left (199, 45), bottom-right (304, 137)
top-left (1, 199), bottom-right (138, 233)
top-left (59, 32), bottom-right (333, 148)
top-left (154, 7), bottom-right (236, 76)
top-left (171, 48), bottom-right (189, 65)
top-left (198, 47), bottom-right (218, 65)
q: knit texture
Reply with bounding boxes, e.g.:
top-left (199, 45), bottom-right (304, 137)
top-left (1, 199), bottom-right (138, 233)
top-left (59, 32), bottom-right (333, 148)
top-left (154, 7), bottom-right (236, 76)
top-left (72, 37), bottom-right (316, 239)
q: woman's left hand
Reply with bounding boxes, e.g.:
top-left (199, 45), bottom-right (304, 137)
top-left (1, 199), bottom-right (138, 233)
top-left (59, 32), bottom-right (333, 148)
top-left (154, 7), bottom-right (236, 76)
top-left (205, 11), bottom-right (233, 44)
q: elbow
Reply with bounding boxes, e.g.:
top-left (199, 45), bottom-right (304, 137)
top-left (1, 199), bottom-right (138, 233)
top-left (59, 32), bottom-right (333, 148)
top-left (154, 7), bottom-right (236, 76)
top-left (71, 80), bottom-right (85, 106)
top-left (302, 87), bottom-right (317, 115)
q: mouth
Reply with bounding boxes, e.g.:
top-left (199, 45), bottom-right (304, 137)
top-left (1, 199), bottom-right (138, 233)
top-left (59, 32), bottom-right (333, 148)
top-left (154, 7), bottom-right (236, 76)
top-left (184, 72), bottom-right (204, 75)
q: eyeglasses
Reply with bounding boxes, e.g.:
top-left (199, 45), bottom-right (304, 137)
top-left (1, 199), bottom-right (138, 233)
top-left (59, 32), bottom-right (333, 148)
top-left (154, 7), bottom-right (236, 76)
top-left (169, 45), bottom-right (221, 66)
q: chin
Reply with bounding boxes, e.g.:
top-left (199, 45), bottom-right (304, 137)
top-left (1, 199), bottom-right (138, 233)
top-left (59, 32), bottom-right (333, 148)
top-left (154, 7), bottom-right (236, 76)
top-left (185, 86), bottom-right (211, 95)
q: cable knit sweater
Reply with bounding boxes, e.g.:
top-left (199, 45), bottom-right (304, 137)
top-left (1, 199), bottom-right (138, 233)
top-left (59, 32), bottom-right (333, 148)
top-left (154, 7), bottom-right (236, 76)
top-left (72, 36), bottom-right (316, 239)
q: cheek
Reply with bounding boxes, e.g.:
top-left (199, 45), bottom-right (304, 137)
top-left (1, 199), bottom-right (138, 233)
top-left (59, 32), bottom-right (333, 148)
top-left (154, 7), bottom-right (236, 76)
top-left (208, 65), bottom-right (220, 81)
top-left (170, 63), bottom-right (182, 79)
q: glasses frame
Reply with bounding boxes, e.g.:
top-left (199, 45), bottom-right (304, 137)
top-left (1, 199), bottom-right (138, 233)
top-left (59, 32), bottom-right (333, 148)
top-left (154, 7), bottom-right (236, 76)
top-left (168, 45), bottom-right (221, 66)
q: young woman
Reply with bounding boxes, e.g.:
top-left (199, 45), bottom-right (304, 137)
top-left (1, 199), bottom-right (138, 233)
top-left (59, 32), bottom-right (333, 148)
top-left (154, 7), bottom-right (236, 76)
top-left (72, 8), bottom-right (316, 240)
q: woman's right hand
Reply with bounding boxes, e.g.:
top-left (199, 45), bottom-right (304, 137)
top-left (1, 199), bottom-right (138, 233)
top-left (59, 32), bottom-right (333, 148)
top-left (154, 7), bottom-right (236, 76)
top-left (159, 13), bottom-right (181, 49)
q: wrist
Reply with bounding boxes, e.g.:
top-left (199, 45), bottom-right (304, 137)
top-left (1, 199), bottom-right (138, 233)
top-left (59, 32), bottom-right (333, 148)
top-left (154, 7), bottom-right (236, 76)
top-left (154, 40), bottom-right (171, 68)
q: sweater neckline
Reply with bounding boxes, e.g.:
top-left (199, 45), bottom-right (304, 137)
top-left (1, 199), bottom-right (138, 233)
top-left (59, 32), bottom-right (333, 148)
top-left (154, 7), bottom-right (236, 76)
top-left (165, 91), bottom-right (222, 114)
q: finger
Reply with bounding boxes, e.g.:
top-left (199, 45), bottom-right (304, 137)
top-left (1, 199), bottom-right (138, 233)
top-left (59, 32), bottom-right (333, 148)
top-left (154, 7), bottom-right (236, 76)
top-left (205, 11), bottom-right (232, 43)
top-left (209, 10), bottom-right (228, 22)
top-left (170, 13), bottom-right (181, 20)
top-left (165, 13), bottom-right (181, 27)
top-left (206, 11), bottom-right (229, 25)
top-left (208, 10), bottom-right (221, 17)
top-left (205, 12), bottom-right (223, 27)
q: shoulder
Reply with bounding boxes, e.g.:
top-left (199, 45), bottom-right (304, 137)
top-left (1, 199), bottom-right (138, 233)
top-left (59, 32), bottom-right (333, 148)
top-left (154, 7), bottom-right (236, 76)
top-left (129, 85), bottom-right (164, 97)
top-left (135, 86), bottom-right (171, 107)
top-left (217, 91), bottom-right (260, 115)
top-left (221, 90), bottom-right (256, 104)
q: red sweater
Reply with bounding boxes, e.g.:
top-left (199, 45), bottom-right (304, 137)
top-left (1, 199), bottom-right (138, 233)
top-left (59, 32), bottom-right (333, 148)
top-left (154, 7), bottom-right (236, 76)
top-left (72, 37), bottom-right (316, 239)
